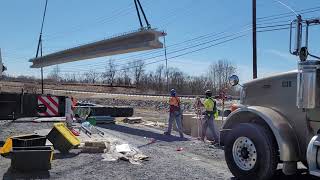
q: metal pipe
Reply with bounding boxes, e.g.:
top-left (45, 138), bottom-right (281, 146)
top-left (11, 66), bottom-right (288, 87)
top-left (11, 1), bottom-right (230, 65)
top-left (164, 35), bottom-right (169, 92)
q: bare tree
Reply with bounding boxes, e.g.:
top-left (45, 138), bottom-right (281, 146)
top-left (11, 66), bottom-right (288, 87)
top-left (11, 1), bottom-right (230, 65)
top-left (62, 73), bottom-right (78, 83)
top-left (84, 70), bottom-right (99, 84)
top-left (103, 59), bottom-right (116, 86)
top-left (208, 59), bottom-right (236, 93)
top-left (168, 67), bottom-right (185, 92)
top-left (47, 65), bottom-right (61, 82)
top-left (129, 60), bottom-right (145, 86)
top-left (155, 64), bottom-right (165, 92)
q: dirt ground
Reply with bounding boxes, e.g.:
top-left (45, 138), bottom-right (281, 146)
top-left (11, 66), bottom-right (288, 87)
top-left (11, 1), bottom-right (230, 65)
top-left (0, 114), bottom-right (318, 180)
top-left (0, 88), bottom-right (317, 179)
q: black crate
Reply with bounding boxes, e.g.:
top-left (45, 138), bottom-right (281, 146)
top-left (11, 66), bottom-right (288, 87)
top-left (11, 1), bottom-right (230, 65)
top-left (12, 135), bottom-right (47, 147)
top-left (10, 146), bottom-right (53, 171)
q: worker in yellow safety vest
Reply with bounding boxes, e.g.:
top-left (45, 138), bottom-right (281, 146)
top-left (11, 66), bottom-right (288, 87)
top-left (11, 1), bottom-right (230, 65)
top-left (201, 90), bottom-right (219, 144)
top-left (164, 89), bottom-right (184, 138)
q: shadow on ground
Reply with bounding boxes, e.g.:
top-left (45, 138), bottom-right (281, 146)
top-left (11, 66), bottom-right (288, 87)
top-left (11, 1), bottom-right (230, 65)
top-left (3, 168), bottom-right (50, 180)
top-left (98, 124), bottom-right (189, 142)
top-left (53, 151), bottom-right (80, 160)
top-left (229, 169), bottom-right (318, 180)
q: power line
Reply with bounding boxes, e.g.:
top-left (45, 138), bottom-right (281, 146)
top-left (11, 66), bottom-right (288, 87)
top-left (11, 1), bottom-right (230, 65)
top-left (59, 19), bottom-right (313, 74)
top-left (61, 27), bottom-right (252, 71)
top-left (257, 6), bottom-right (320, 20)
top-left (4, 5), bottom-right (320, 57)
top-left (60, 33), bottom-right (248, 75)
top-left (65, 8), bottom-right (320, 69)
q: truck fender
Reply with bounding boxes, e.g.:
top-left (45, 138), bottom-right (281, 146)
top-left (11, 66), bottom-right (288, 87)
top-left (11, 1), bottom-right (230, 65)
top-left (221, 106), bottom-right (300, 162)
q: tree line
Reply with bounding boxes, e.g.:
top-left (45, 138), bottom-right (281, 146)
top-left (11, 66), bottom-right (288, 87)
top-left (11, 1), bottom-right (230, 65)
top-left (3, 59), bottom-right (239, 96)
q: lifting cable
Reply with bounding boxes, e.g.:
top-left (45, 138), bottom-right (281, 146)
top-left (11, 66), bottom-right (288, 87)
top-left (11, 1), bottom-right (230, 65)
top-left (35, 0), bottom-right (49, 94)
top-left (133, 0), bottom-right (151, 29)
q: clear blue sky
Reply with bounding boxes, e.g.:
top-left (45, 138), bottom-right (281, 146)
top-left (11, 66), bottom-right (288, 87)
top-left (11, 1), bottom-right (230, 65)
top-left (1, 0), bottom-right (319, 82)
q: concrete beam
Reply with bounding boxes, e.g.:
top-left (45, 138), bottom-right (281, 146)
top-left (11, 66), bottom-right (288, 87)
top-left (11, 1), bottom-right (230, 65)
top-left (29, 29), bottom-right (166, 68)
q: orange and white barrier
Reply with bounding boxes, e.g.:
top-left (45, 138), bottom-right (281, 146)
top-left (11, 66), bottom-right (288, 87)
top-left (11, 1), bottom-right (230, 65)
top-left (38, 95), bottom-right (59, 116)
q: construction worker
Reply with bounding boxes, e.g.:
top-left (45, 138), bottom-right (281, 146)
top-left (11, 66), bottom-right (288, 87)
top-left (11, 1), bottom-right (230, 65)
top-left (201, 90), bottom-right (219, 144)
top-left (164, 89), bottom-right (184, 138)
top-left (193, 96), bottom-right (204, 138)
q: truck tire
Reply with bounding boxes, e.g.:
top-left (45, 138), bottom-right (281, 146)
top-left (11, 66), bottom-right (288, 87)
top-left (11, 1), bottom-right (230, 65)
top-left (224, 123), bottom-right (278, 180)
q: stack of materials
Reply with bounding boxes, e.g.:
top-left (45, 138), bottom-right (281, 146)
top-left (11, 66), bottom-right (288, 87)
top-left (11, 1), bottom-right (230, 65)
top-left (87, 116), bottom-right (115, 125)
top-left (123, 117), bottom-right (142, 124)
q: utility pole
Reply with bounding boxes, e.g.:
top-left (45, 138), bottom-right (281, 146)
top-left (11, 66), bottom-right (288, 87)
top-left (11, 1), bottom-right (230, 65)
top-left (0, 48), bottom-right (3, 78)
top-left (163, 35), bottom-right (169, 92)
top-left (252, 0), bottom-right (257, 79)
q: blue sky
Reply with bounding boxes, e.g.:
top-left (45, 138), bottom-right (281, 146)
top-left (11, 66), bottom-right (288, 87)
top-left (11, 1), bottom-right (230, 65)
top-left (0, 0), bottom-right (319, 82)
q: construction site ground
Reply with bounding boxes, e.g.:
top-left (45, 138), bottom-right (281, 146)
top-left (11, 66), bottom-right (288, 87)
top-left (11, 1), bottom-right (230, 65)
top-left (0, 116), bottom-right (317, 180)
top-left (0, 89), bottom-right (317, 179)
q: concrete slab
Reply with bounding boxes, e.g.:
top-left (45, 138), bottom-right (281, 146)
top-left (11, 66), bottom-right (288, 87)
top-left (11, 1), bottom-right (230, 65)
top-left (30, 29), bottom-right (165, 68)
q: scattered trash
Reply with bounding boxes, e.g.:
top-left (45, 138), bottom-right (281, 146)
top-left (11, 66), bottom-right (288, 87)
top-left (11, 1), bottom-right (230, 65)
top-left (71, 129), bottom-right (80, 136)
top-left (123, 117), bottom-right (142, 124)
top-left (143, 121), bottom-right (165, 128)
top-left (176, 147), bottom-right (184, 151)
top-left (191, 157), bottom-right (200, 161)
top-left (102, 142), bottom-right (148, 165)
top-left (47, 123), bottom-right (80, 153)
top-left (81, 122), bottom-right (104, 137)
top-left (116, 144), bottom-right (131, 153)
top-left (149, 138), bottom-right (156, 144)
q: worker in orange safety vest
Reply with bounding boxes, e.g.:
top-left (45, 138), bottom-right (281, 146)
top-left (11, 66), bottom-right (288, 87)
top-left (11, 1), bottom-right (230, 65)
top-left (164, 89), bottom-right (184, 138)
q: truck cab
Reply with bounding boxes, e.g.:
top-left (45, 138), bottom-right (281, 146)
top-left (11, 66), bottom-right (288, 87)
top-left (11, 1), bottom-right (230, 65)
top-left (221, 16), bottom-right (320, 179)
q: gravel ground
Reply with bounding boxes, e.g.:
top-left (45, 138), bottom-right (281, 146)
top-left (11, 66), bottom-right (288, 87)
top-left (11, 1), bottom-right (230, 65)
top-left (0, 119), bottom-right (318, 180)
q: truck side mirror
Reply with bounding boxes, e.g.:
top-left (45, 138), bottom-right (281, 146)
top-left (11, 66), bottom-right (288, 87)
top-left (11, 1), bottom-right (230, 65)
top-left (229, 75), bottom-right (239, 86)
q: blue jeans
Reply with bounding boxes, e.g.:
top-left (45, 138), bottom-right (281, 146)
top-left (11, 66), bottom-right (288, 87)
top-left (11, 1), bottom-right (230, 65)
top-left (202, 113), bottom-right (219, 142)
top-left (166, 111), bottom-right (184, 137)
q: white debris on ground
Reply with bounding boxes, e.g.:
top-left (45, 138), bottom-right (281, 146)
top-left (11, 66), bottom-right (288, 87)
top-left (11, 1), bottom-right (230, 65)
top-left (78, 126), bottom-right (149, 165)
top-left (102, 142), bottom-right (148, 165)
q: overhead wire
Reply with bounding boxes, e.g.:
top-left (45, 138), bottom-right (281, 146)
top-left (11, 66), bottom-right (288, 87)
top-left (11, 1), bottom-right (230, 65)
top-left (4, 5), bottom-right (320, 58)
top-left (60, 17), bottom-right (320, 74)
top-left (4, 4), bottom-right (320, 76)
top-left (65, 7), bottom-right (320, 69)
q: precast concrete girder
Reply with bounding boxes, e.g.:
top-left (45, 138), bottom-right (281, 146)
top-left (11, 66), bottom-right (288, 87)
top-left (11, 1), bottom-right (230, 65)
top-left (29, 29), bottom-right (166, 68)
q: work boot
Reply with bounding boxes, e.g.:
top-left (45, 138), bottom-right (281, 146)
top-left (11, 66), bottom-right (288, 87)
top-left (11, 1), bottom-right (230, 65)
top-left (179, 133), bottom-right (184, 138)
top-left (209, 140), bottom-right (221, 148)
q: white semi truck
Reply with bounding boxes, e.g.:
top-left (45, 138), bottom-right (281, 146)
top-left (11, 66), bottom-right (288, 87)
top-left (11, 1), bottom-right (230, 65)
top-left (221, 15), bottom-right (320, 179)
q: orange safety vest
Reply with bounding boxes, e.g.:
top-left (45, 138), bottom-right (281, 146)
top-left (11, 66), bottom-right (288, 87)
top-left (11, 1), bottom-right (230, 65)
top-left (169, 97), bottom-right (180, 112)
top-left (169, 97), bottom-right (180, 107)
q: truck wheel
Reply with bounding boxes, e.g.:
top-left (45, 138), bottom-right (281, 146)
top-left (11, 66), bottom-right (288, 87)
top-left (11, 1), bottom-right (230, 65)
top-left (224, 123), bottom-right (278, 180)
